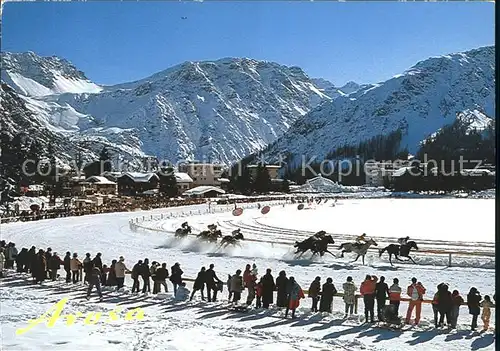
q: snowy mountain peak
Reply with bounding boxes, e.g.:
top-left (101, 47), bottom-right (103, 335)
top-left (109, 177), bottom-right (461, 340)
top-left (310, 78), bottom-right (367, 99)
top-left (5, 54), bottom-right (332, 166)
top-left (262, 46), bottom-right (494, 165)
top-left (339, 81), bottom-right (362, 94)
top-left (1, 51), bottom-right (102, 97)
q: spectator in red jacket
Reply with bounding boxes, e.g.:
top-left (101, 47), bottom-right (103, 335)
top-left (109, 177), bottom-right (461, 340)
top-left (255, 281), bottom-right (263, 308)
top-left (405, 277), bottom-right (426, 325)
top-left (360, 275), bottom-right (377, 323)
top-left (450, 289), bottom-right (464, 329)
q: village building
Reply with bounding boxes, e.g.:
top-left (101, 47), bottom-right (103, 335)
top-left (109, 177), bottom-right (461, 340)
top-left (246, 165), bottom-right (282, 180)
top-left (178, 163), bottom-right (224, 187)
top-left (117, 172), bottom-right (159, 196)
top-left (291, 174), bottom-right (350, 193)
top-left (174, 172), bottom-right (194, 194)
top-left (364, 161), bottom-right (399, 187)
top-left (85, 176), bottom-right (117, 195)
top-left (101, 171), bottom-right (123, 182)
top-left (182, 185), bottom-right (226, 198)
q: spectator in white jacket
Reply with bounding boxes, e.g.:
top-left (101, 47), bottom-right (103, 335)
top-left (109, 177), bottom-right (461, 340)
top-left (174, 282), bottom-right (190, 301)
top-left (5, 243), bottom-right (18, 269)
top-left (114, 256), bottom-right (130, 290)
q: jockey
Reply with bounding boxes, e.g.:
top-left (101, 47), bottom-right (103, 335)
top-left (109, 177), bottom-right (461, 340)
top-left (397, 236), bottom-right (410, 245)
top-left (355, 233), bottom-right (368, 245)
top-left (314, 230), bottom-right (325, 238)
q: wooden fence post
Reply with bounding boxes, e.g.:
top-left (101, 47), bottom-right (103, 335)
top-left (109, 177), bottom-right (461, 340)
top-left (448, 253), bottom-right (452, 267)
top-left (354, 296), bottom-right (359, 314)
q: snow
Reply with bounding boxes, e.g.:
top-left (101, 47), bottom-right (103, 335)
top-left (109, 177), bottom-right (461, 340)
top-left (121, 172), bottom-right (159, 183)
top-left (183, 186), bottom-right (225, 196)
top-left (86, 176), bottom-right (116, 185)
top-left (174, 172), bottom-right (193, 183)
top-left (0, 199), bottom-right (495, 350)
top-left (10, 196), bottom-right (50, 211)
top-left (50, 71), bottom-right (102, 95)
top-left (292, 175), bottom-right (346, 193)
top-left (6, 72), bottom-right (54, 97)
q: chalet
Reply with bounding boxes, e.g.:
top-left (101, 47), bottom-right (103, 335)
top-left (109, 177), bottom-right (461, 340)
top-left (86, 176), bottom-right (117, 195)
top-left (182, 186), bottom-right (225, 198)
top-left (101, 171), bottom-right (123, 182)
top-left (117, 172), bottom-right (159, 196)
top-left (68, 176), bottom-right (94, 196)
top-left (174, 172), bottom-right (194, 194)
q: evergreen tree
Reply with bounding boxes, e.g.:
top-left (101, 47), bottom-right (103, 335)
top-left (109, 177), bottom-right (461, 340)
top-left (24, 140), bottom-right (42, 185)
top-left (157, 167), bottom-right (177, 198)
top-left (253, 164), bottom-right (272, 194)
top-left (234, 166), bottom-right (252, 195)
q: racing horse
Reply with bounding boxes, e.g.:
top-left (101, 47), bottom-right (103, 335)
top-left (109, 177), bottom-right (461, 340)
top-left (197, 224), bottom-right (222, 243)
top-left (379, 240), bottom-right (419, 266)
top-left (219, 231), bottom-right (245, 248)
top-left (294, 234), bottom-right (335, 257)
top-left (175, 222), bottom-right (192, 238)
top-left (337, 238), bottom-right (378, 265)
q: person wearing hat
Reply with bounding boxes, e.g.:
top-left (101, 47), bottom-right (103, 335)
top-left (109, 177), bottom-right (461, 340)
top-left (114, 256), bottom-right (129, 291)
top-left (70, 253), bottom-right (82, 284)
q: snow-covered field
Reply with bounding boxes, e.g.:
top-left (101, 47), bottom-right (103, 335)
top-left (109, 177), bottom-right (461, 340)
top-left (0, 199), bottom-right (496, 350)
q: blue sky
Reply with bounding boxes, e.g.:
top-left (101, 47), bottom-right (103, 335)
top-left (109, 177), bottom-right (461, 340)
top-left (2, 1), bottom-right (494, 86)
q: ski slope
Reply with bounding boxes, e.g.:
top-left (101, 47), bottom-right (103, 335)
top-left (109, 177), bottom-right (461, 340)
top-left (0, 199), bottom-right (496, 350)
